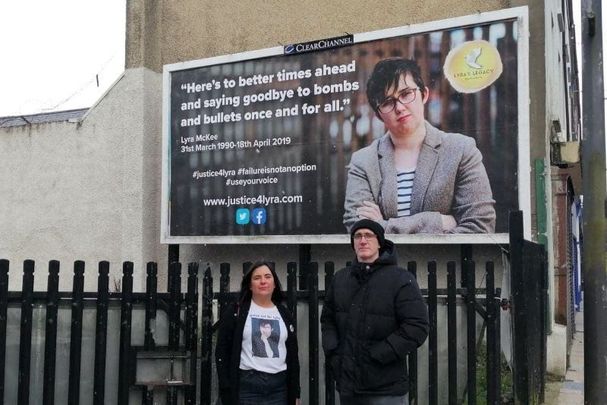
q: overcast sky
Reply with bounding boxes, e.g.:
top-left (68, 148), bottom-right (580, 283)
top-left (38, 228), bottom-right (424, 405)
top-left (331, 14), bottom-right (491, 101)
top-left (0, 0), bottom-right (125, 117)
top-left (0, 1), bottom-right (604, 119)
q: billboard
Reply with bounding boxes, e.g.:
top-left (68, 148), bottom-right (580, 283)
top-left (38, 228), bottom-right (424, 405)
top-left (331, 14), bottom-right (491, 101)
top-left (161, 7), bottom-right (529, 244)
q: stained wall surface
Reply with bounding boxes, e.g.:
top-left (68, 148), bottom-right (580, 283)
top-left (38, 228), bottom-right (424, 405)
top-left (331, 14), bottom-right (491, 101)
top-left (126, 0), bottom-right (521, 72)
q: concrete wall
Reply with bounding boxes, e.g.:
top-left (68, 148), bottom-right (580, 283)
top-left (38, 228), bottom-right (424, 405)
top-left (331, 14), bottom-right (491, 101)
top-left (125, 0), bottom-right (516, 72)
top-left (0, 68), bottom-right (164, 291)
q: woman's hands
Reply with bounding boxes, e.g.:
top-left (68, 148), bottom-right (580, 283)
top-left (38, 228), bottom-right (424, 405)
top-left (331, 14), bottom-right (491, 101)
top-left (356, 200), bottom-right (383, 222)
top-left (440, 214), bottom-right (456, 231)
top-left (358, 201), bottom-right (457, 232)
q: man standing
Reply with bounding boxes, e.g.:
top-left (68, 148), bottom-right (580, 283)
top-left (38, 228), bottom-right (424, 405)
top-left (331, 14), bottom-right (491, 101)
top-left (321, 219), bottom-right (428, 405)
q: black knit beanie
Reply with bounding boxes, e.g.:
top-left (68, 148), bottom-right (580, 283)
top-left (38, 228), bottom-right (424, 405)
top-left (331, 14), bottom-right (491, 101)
top-left (350, 219), bottom-right (386, 249)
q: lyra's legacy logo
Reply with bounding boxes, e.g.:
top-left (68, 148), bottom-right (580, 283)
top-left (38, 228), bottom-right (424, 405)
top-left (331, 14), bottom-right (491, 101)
top-left (284, 34), bottom-right (354, 55)
top-left (443, 40), bottom-right (503, 93)
top-left (464, 47), bottom-right (483, 69)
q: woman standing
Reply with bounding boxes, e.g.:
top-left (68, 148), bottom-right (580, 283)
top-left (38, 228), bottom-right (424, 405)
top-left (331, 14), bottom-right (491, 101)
top-left (215, 261), bottom-right (300, 405)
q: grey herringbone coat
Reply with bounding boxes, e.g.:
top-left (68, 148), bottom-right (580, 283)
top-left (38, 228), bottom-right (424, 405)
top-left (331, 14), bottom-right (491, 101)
top-left (343, 122), bottom-right (496, 233)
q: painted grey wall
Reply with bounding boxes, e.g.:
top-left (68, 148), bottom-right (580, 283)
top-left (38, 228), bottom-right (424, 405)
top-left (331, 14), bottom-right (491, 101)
top-left (0, 68), bottom-right (164, 291)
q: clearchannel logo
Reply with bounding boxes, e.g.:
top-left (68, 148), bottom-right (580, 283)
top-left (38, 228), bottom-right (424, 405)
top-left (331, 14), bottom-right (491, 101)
top-left (235, 208), bottom-right (267, 225)
top-left (283, 34), bottom-right (353, 55)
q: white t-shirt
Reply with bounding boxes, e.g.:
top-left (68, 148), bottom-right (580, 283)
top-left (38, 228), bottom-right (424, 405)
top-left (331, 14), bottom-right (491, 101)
top-left (239, 301), bottom-right (288, 373)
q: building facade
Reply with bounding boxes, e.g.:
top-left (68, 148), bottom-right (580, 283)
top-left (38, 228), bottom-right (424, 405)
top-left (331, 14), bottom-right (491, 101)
top-left (0, 0), bottom-right (581, 380)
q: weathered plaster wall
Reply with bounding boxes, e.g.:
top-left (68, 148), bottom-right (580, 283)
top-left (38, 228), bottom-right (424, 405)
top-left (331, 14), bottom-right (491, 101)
top-left (0, 68), bottom-right (163, 291)
top-left (126, 0), bottom-right (517, 71)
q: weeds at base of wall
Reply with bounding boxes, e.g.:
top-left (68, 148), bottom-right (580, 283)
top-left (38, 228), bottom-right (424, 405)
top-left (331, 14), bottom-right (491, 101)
top-left (475, 344), bottom-right (514, 405)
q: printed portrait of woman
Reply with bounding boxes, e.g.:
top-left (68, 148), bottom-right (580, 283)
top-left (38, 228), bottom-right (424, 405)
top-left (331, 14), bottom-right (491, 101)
top-left (251, 318), bottom-right (280, 358)
top-left (343, 57), bottom-right (496, 234)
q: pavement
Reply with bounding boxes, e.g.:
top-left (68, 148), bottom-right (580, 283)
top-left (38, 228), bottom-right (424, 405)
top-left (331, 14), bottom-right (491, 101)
top-left (544, 310), bottom-right (584, 404)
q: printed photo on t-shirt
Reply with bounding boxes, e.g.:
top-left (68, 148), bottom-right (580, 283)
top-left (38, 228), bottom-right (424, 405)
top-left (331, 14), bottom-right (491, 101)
top-left (251, 318), bottom-right (280, 358)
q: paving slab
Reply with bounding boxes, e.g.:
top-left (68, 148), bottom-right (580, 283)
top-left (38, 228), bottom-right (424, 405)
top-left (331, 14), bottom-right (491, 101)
top-left (546, 310), bottom-right (584, 405)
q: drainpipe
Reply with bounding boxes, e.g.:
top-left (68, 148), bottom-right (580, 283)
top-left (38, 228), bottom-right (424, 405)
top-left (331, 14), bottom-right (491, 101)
top-left (535, 158), bottom-right (553, 334)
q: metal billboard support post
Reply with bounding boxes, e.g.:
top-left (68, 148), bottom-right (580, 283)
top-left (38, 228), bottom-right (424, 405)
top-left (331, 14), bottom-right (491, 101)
top-left (299, 244), bottom-right (311, 290)
top-left (581, 0), bottom-right (607, 402)
top-left (169, 244), bottom-right (180, 264)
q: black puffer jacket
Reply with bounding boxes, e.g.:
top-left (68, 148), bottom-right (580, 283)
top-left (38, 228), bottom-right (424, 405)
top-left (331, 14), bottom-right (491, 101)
top-left (320, 241), bottom-right (428, 396)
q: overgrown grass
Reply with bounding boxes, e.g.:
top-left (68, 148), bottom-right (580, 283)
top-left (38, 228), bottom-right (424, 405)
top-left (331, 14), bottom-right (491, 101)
top-left (474, 343), bottom-right (514, 404)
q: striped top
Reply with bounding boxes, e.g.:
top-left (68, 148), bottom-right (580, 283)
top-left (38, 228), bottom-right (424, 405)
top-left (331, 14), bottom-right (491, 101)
top-left (397, 168), bottom-right (415, 217)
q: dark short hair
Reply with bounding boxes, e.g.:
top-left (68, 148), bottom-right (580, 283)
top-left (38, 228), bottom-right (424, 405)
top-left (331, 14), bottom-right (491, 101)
top-left (366, 57), bottom-right (427, 118)
top-left (239, 261), bottom-right (284, 304)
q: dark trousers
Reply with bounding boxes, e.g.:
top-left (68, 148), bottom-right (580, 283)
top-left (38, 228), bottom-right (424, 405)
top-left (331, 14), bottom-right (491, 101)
top-left (339, 393), bottom-right (409, 405)
top-left (239, 369), bottom-right (288, 405)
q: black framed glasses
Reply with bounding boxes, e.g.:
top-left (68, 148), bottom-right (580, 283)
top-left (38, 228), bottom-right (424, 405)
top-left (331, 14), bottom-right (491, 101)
top-left (377, 88), bottom-right (419, 114)
top-left (353, 232), bottom-right (377, 241)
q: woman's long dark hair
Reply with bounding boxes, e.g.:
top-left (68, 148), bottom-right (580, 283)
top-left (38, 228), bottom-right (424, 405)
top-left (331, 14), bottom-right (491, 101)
top-left (239, 261), bottom-right (284, 304)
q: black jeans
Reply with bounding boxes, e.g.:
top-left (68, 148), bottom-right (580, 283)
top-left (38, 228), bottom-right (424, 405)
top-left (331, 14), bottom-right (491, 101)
top-left (239, 369), bottom-right (288, 405)
top-left (339, 393), bottom-right (409, 405)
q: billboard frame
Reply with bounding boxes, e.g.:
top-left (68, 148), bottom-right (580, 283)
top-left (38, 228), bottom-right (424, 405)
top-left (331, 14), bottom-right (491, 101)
top-left (160, 6), bottom-right (530, 244)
